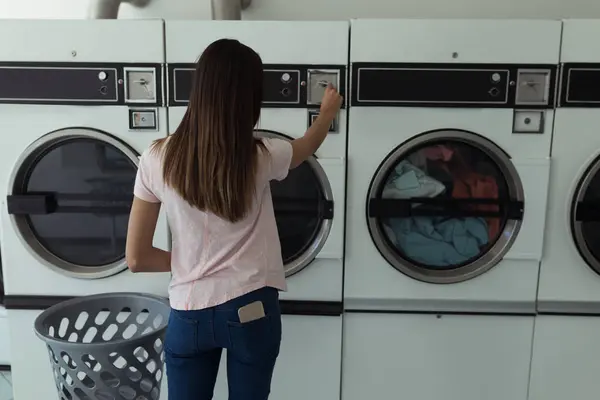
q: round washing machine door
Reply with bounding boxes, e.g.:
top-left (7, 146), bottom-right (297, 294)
top-left (255, 129), bottom-right (334, 277)
top-left (367, 129), bottom-right (525, 284)
top-left (6, 127), bottom-right (139, 279)
top-left (571, 158), bottom-right (600, 274)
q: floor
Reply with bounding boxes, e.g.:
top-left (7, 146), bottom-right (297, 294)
top-left (0, 372), bottom-right (12, 400)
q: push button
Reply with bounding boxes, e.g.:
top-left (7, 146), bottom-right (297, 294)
top-left (307, 110), bottom-right (337, 133)
top-left (129, 109), bottom-right (158, 130)
top-left (512, 110), bottom-right (544, 134)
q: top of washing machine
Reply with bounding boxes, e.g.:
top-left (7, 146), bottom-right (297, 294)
top-left (0, 19), bottom-right (164, 63)
top-left (165, 20), bottom-right (348, 65)
top-left (561, 19), bottom-right (600, 63)
top-left (350, 19), bottom-right (561, 64)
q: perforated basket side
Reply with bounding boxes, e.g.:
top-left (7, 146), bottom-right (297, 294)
top-left (34, 293), bottom-right (170, 400)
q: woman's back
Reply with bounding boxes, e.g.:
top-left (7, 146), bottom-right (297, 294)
top-left (134, 136), bottom-right (293, 311)
top-left (125, 38), bottom-right (342, 400)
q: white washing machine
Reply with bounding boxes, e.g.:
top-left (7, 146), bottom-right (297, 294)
top-left (530, 19), bottom-right (600, 400)
top-left (165, 21), bottom-right (347, 400)
top-left (0, 20), bottom-right (170, 399)
top-left (343, 19), bottom-right (560, 400)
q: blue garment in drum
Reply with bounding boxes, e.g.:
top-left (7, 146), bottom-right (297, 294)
top-left (381, 158), bottom-right (491, 267)
top-left (383, 217), bottom-right (489, 267)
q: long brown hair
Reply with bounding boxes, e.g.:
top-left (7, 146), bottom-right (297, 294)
top-left (153, 39), bottom-right (265, 223)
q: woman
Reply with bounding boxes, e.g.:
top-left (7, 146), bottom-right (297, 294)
top-left (125, 38), bottom-right (343, 400)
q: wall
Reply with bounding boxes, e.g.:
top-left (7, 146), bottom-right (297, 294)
top-left (2, 0), bottom-right (600, 20)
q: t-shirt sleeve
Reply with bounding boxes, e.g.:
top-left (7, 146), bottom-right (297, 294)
top-left (133, 149), bottom-right (161, 203)
top-left (262, 138), bottom-right (293, 181)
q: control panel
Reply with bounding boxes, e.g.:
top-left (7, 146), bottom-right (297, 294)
top-left (263, 69), bottom-right (301, 104)
top-left (0, 63), bottom-right (163, 106)
top-left (560, 64), bottom-right (600, 107)
top-left (168, 63), bottom-right (346, 108)
top-left (351, 63), bottom-right (557, 109)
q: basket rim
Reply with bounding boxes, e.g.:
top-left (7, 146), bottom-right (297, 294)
top-left (33, 292), bottom-right (170, 348)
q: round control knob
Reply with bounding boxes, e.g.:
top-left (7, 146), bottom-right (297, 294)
top-left (281, 88), bottom-right (291, 97)
top-left (491, 73), bottom-right (501, 83)
top-left (281, 73), bottom-right (291, 83)
top-left (98, 71), bottom-right (108, 81)
top-left (488, 87), bottom-right (500, 97)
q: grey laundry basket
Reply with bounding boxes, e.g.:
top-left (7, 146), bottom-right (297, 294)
top-left (34, 292), bottom-right (170, 400)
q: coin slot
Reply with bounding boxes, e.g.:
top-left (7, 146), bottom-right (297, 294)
top-left (515, 69), bottom-right (551, 105)
top-left (307, 69), bottom-right (340, 105)
top-left (124, 67), bottom-right (157, 104)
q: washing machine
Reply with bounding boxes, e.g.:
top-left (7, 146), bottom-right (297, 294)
top-left (165, 20), bottom-right (347, 400)
top-left (343, 19), bottom-right (561, 400)
top-left (529, 19), bottom-right (600, 400)
top-left (0, 19), bottom-right (170, 399)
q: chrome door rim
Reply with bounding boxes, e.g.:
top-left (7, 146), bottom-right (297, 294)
top-left (571, 156), bottom-right (600, 274)
top-left (255, 129), bottom-right (334, 277)
top-left (7, 127), bottom-right (139, 279)
top-left (366, 129), bottom-right (524, 284)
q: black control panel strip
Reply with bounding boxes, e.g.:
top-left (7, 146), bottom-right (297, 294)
top-left (4, 295), bottom-right (75, 310)
top-left (4, 295), bottom-right (343, 316)
top-left (0, 365), bottom-right (10, 372)
top-left (0, 62), bottom-right (164, 106)
top-left (559, 63), bottom-right (600, 107)
top-left (167, 63), bottom-right (347, 109)
top-left (351, 62), bottom-right (558, 109)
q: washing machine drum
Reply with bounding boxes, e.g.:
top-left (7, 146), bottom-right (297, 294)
top-left (6, 127), bottom-right (139, 279)
top-left (367, 129), bottom-right (525, 284)
top-left (255, 129), bottom-right (334, 277)
top-left (571, 157), bottom-right (600, 275)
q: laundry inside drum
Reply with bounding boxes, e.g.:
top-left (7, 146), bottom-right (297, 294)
top-left (378, 141), bottom-right (510, 271)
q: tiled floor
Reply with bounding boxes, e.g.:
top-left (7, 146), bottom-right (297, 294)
top-left (0, 372), bottom-right (12, 400)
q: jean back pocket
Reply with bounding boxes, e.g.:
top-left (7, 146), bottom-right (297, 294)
top-left (227, 314), bottom-right (281, 364)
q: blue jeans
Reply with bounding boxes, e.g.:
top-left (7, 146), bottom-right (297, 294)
top-left (165, 287), bottom-right (282, 400)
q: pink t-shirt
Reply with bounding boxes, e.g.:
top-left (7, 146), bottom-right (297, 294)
top-left (133, 137), bottom-right (293, 311)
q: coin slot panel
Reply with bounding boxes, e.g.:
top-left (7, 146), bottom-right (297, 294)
top-left (124, 67), bottom-right (157, 104)
top-left (515, 69), bottom-right (551, 106)
top-left (307, 69), bottom-right (340, 105)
